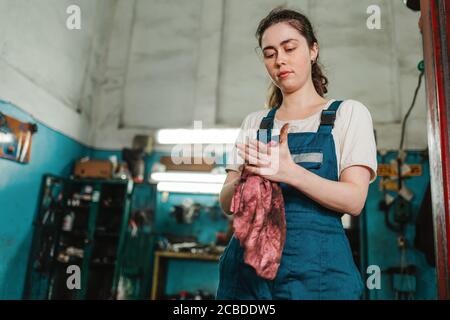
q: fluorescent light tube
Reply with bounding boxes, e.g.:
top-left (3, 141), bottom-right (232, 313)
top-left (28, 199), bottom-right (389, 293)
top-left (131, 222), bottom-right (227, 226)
top-left (151, 172), bottom-right (226, 184)
top-left (157, 182), bottom-right (223, 194)
top-left (156, 128), bottom-right (240, 145)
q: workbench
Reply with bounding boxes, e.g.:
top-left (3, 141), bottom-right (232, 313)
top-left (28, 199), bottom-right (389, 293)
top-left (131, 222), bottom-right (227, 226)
top-left (150, 250), bottom-right (221, 300)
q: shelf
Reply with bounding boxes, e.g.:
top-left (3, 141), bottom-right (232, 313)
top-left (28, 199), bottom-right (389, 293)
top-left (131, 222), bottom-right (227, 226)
top-left (100, 205), bottom-right (123, 209)
top-left (91, 261), bottom-right (116, 268)
top-left (69, 177), bottom-right (131, 185)
top-left (39, 223), bottom-right (58, 230)
top-left (26, 174), bottom-right (136, 300)
top-left (61, 230), bottom-right (88, 238)
top-left (66, 205), bottom-right (91, 210)
top-left (61, 229), bottom-right (87, 237)
top-left (95, 231), bottom-right (120, 238)
top-left (155, 250), bottom-right (221, 261)
top-left (55, 257), bottom-right (83, 265)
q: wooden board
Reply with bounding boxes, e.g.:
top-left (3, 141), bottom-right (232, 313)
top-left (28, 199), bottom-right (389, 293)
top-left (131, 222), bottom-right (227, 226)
top-left (377, 164), bottom-right (423, 177)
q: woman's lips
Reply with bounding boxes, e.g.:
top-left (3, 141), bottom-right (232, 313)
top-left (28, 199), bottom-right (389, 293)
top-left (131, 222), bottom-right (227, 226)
top-left (278, 71), bottom-right (292, 79)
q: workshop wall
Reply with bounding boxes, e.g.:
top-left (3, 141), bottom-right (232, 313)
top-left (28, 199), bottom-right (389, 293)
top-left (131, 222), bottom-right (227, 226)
top-left (0, 101), bottom-right (89, 299)
top-left (155, 192), bottom-right (229, 298)
top-left (0, 0), bottom-right (117, 146)
top-left (93, 0), bottom-right (426, 151)
top-left (0, 1), bottom-right (118, 298)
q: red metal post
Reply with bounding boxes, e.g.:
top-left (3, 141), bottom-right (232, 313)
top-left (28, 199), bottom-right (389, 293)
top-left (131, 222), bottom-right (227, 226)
top-left (420, 0), bottom-right (450, 299)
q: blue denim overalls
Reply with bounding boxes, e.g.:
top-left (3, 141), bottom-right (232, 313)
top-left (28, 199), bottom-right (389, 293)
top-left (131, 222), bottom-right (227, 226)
top-left (216, 100), bottom-right (364, 300)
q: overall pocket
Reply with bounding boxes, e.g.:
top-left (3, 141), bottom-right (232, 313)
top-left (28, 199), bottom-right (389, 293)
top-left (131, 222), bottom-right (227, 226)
top-left (290, 147), bottom-right (323, 170)
top-left (281, 147), bottom-right (324, 192)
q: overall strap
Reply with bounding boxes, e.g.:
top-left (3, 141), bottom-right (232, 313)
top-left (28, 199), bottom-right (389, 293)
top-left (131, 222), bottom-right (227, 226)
top-left (318, 100), bottom-right (343, 134)
top-left (257, 106), bottom-right (279, 143)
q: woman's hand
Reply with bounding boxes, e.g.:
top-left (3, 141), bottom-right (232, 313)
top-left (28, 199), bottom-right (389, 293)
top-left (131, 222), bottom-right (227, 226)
top-left (236, 123), bottom-right (297, 184)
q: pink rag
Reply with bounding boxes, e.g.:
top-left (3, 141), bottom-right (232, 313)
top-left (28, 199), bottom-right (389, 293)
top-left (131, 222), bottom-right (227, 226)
top-left (230, 168), bottom-right (286, 280)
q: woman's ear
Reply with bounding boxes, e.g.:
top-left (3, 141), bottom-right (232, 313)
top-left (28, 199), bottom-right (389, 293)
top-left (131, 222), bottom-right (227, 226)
top-left (310, 42), bottom-right (319, 62)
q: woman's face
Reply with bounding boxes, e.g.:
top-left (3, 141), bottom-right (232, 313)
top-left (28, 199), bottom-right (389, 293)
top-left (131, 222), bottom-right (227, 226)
top-left (261, 22), bottom-right (317, 94)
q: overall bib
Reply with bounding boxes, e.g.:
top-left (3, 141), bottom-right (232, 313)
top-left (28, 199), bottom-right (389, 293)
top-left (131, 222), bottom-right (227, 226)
top-left (216, 100), bottom-right (364, 300)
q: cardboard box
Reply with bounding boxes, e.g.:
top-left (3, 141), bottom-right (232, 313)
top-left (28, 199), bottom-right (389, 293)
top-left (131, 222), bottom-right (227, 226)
top-left (159, 156), bottom-right (215, 172)
top-left (74, 160), bottom-right (113, 179)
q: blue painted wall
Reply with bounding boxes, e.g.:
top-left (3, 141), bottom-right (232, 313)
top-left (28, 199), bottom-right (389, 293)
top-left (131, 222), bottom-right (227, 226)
top-left (0, 101), bottom-right (89, 299)
top-left (155, 192), bottom-right (229, 297)
top-left (361, 151), bottom-right (437, 299)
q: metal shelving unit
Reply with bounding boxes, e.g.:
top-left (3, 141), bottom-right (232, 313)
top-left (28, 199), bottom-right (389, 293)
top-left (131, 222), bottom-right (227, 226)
top-left (23, 174), bottom-right (134, 300)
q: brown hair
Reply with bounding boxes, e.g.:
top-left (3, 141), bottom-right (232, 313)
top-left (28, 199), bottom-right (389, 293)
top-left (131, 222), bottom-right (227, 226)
top-left (256, 7), bottom-right (328, 107)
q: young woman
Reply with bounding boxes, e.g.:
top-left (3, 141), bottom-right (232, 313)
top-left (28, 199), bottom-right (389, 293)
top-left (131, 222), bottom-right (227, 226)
top-left (216, 8), bottom-right (377, 300)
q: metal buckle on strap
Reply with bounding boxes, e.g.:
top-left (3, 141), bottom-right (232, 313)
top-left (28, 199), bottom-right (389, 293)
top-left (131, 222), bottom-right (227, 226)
top-left (320, 112), bottom-right (336, 127)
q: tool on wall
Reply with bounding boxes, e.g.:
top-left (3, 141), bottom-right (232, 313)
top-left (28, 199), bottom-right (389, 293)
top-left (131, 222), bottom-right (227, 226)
top-left (377, 153), bottom-right (422, 300)
top-left (171, 198), bottom-right (202, 224)
top-left (375, 61), bottom-right (425, 300)
top-left (20, 130), bottom-right (32, 162)
top-left (170, 199), bottom-right (226, 224)
top-left (385, 263), bottom-right (417, 300)
top-left (0, 111), bottom-right (37, 163)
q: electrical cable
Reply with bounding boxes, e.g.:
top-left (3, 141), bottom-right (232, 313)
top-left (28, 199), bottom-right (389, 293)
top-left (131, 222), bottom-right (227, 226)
top-left (397, 66), bottom-right (424, 192)
top-left (390, 62), bottom-right (423, 299)
top-left (399, 66), bottom-right (425, 151)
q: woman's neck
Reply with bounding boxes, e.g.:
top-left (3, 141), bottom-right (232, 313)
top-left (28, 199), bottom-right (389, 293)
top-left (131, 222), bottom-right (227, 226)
top-left (278, 81), bottom-right (328, 120)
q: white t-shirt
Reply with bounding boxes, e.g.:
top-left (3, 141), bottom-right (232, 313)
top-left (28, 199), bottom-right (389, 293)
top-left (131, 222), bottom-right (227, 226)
top-left (225, 99), bottom-right (378, 183)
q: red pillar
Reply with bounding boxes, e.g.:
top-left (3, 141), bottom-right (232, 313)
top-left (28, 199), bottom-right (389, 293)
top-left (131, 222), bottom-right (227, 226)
top-left (421, 0), bottom-right (450, 299)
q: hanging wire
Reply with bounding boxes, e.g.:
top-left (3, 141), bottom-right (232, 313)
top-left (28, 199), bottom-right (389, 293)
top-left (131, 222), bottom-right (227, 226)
top-left (399, 65), bottom-right (425, 151)
top-left (397, 62), bottom-right (425, 191)
top-left (393, 61), bottom-right (424, 300)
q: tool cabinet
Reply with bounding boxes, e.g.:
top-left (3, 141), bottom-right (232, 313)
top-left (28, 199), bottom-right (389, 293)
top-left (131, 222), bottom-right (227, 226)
top-left (23, 174), bottom-right (134, 299)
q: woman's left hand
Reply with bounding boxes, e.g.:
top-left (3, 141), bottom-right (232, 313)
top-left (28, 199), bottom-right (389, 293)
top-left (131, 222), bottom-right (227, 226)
top-left (236, 123), bottom-right (297, 183)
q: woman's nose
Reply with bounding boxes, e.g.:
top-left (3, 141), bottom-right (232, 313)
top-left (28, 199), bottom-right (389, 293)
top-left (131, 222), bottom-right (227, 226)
top-left (275, 52), bottom-right (287, 65)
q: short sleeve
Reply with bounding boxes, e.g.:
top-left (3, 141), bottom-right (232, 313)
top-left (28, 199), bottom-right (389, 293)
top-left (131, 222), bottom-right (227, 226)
top-left (337, 100), bottom-right (378, 183)
top-left (225, 114), bottom-right (259, 172)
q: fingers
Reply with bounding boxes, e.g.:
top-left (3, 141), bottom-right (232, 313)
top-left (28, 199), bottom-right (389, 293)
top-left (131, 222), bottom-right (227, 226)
top-left (279, 123), bottom-right (289, 144)
top-left (237, 146), bottom-right (270, 166)
top-left (245, 164), bottom-right (277, 177)
top-left (248, 139), bottom-right (270, 155)
top-left (236, 143), bottom-right (270, 167)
